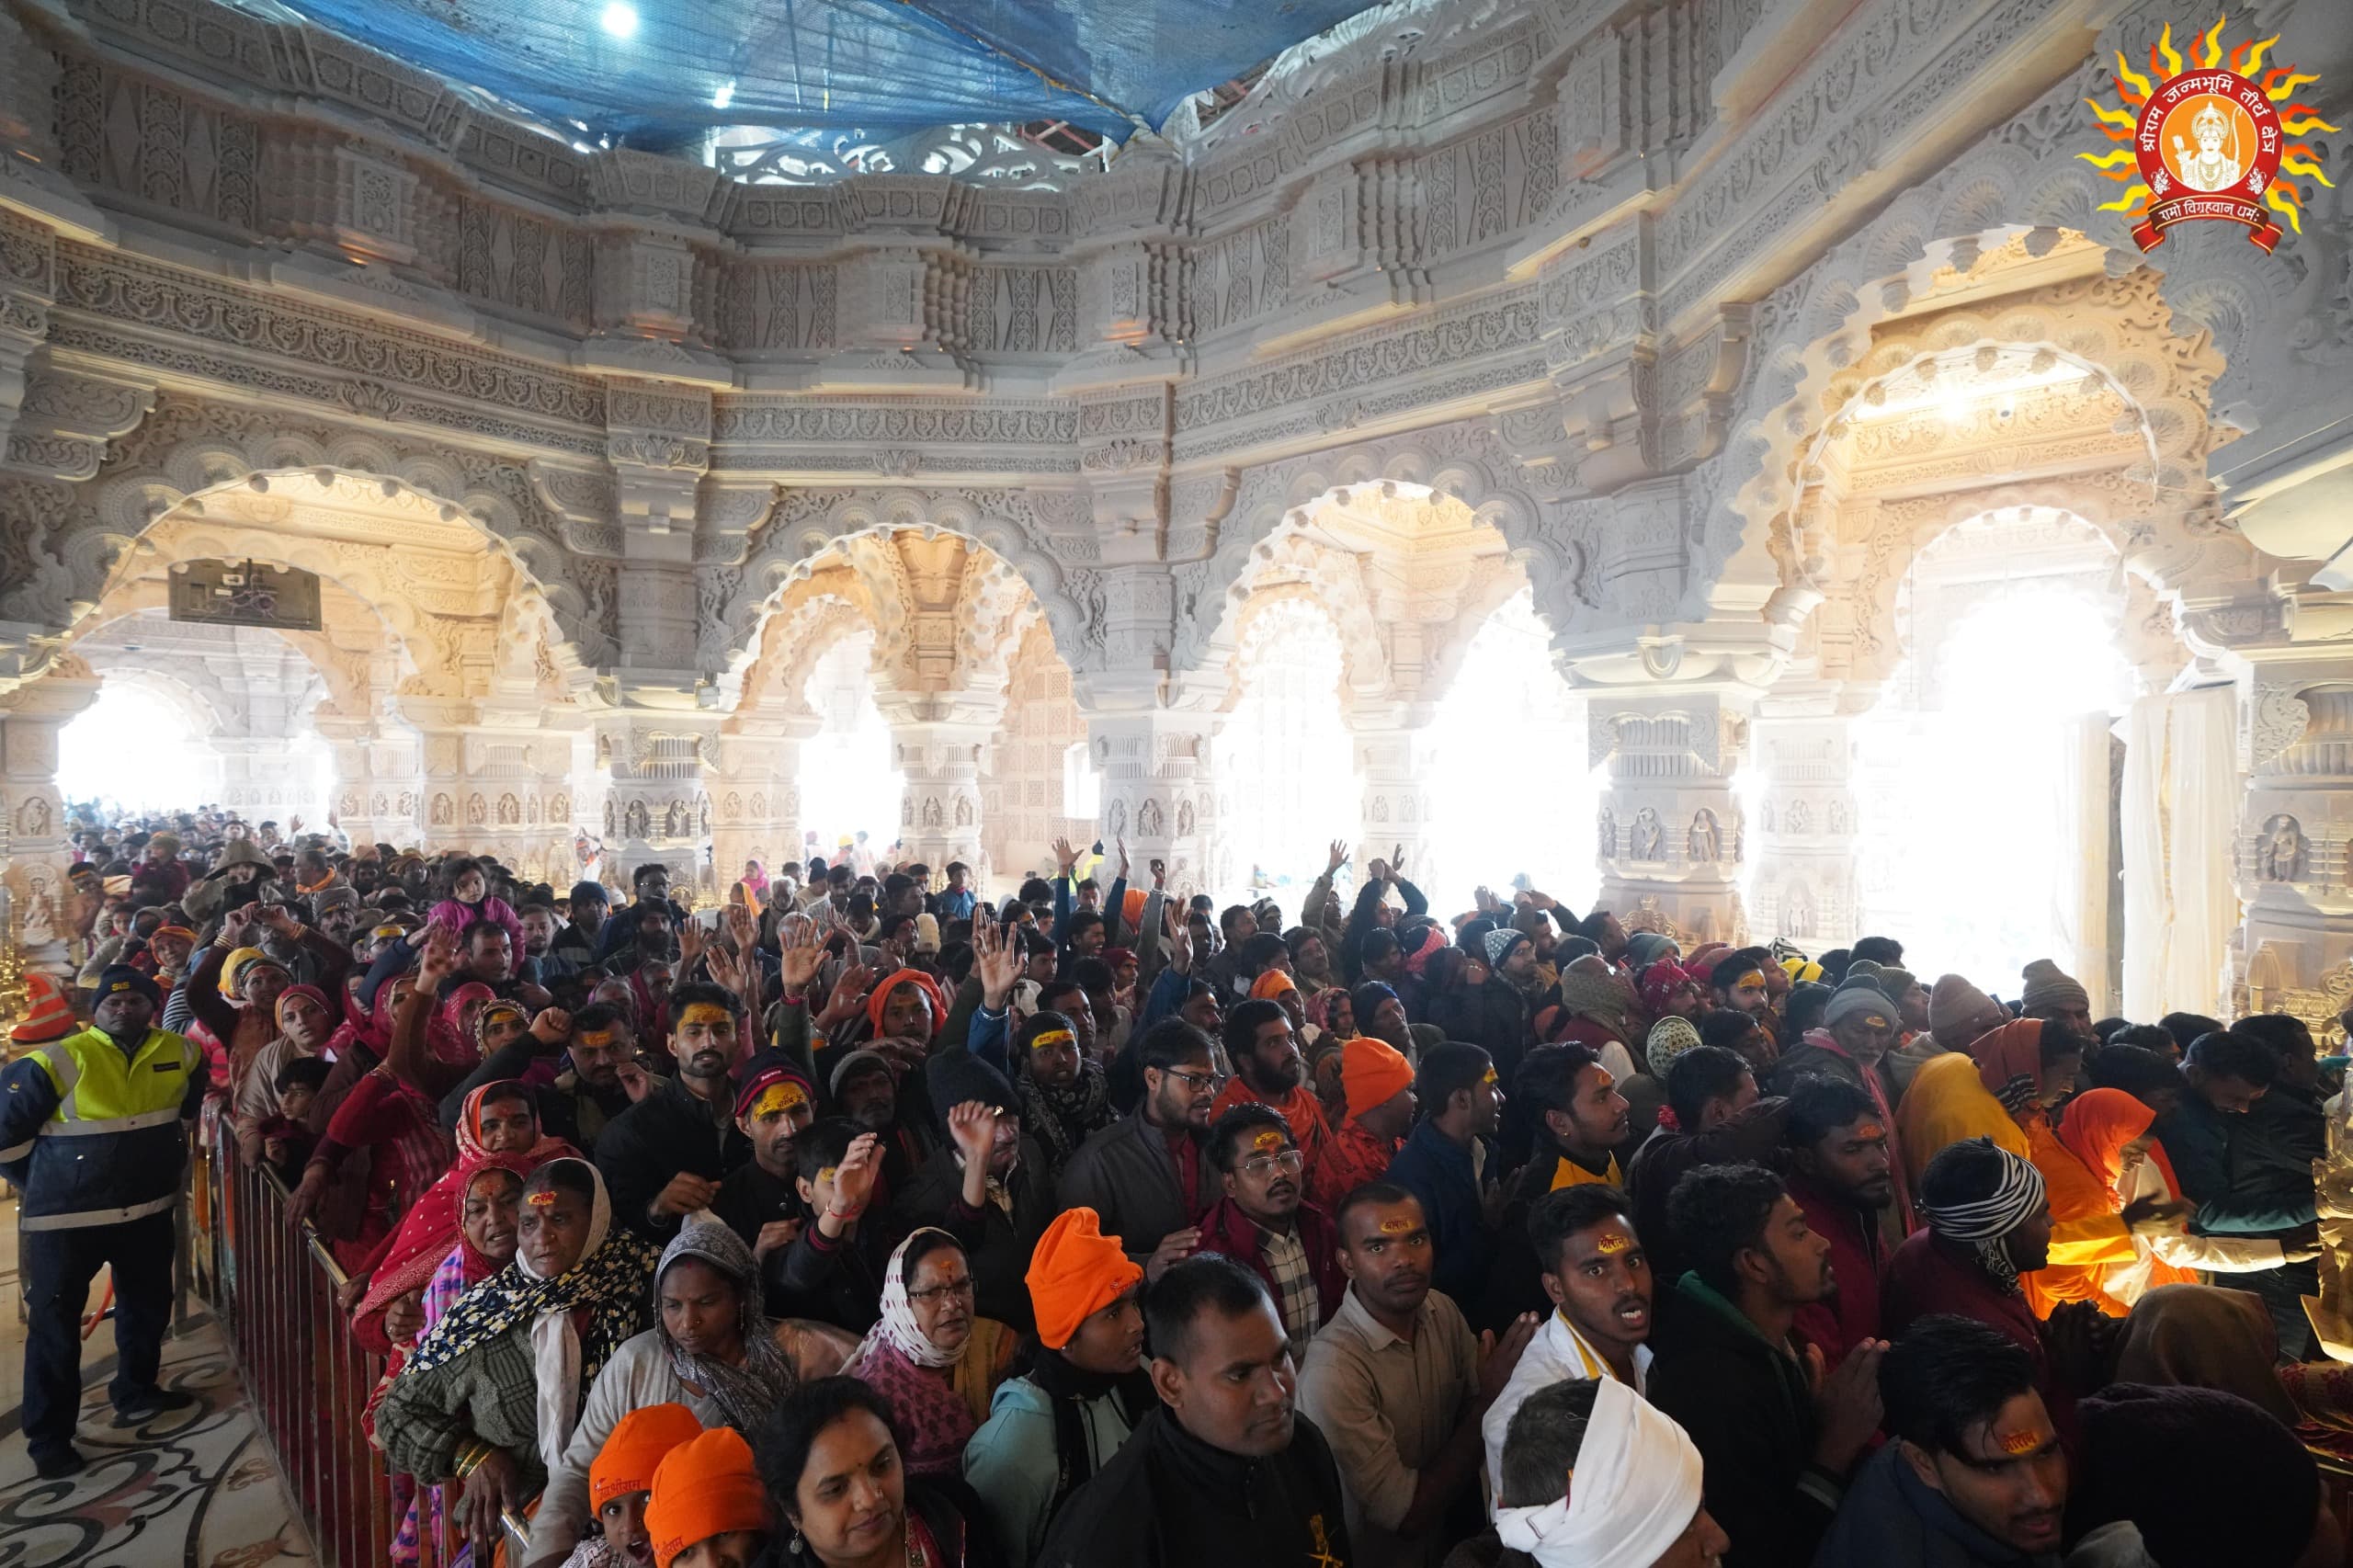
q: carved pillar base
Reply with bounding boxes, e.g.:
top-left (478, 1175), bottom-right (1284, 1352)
top-left (317, 713), bottom-right (423, 851)
top-left (405, 701), bottom-right (589, 882)
top-left (1, 665), bottom-right (98, 983)
top-left (1589, 688), bottom-right (1749, 946)
top-left (1084, 705), bottom-right (1222, 899)
top-left (1748, 687), bottom-right (1862, 952)
top-left (712, 718), bottom-right (816, 897)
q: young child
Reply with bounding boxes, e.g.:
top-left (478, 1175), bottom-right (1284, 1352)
top-left (260, 1056), bottom-right (331, 1177)
top-left (422, 856), bottom-right (527, 963)
top-left (563, 1403), bottom-right (705, 1568)
top-left (645, 1424), bottom-right (769, 1568)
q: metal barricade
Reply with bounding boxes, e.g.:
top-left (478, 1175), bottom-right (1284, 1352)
top-left (207, 1149), bottom-right (527, 1567)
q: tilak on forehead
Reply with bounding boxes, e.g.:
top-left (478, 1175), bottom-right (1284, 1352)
top-left (1997, 1428), bottom-right (2041, 1456)
top-left (1252, 1128), bottom-right (1287, 1152)
top-left (1378, 1215), bottom-right (1416, 1234)
top-left (753, 1081), bottom-right (809, 1116)
top-left (576, 1028), bottom-right (617, 1047)
top-left (1594, 1231), bottom-right (1632, 1255)
top-left (678, 1002), bottom-right (733, 1027)
top-left (1029, 1028), bottom-right (1075, 1050)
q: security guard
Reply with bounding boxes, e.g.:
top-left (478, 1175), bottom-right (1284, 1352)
top-left (1, 964), bottom-right (206, 1477)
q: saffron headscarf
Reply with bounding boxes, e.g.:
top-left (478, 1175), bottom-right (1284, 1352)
top-left (1250, 969), bottom-right (1301, 1003)
top-left (2055, 1086), bottom-right (2178, 1207)
top-left (654, 1217), bottom-right (799, 1434)
top-left (404, 1160), bottom-right (660, 1471)
top-left (1401, 924), bottom-right (1449, 980)
top-left (865, 966), bottom-right (946, 1039)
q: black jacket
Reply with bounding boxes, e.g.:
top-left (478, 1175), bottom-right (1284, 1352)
top-left (893, 1138), bottom-right (1056, 1335)
top-left (438, 1037), bottom-right (632, 1151)
top-left (1038, 1404), bottom-right (1356, 1568)
top-left (1647, 1274), bottom-right (1841, 1568)
top-left (711, 1161), bottom-right (810, 1317)
top-left (592, 1073), bottom-right (746, 1242)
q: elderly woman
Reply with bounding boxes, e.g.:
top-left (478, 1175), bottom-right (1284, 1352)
top-left (840, 1229), bottom-right (1016, 1479)
top-left (755, 1379), bottom-right (990, 1568)
top-left (380, 1159), bottom-right (661, 1557)
top-left (525, 1217), bottom-right (858, 1568)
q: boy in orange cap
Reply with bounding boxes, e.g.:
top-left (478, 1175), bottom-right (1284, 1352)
top-left (644, 1425), bottom-right (769, 1568)
top-left (963, 1207), bottom-right (1150, 1563)
top-left (565, 1403), bottom-right (705, 1567)
top-left (1308, 1035), bottom-right (1417, 1211)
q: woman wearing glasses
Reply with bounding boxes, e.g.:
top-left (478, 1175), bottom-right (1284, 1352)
top-left (840, 1226), bottom-right (1017, 1479)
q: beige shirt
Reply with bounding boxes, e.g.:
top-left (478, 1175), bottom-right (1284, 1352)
top-left (1296, 1284), bottom-right (1479, 1568)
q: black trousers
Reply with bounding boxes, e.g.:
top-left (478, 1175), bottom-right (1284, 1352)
top-left (21, 1210), bottom-right (176, 1454)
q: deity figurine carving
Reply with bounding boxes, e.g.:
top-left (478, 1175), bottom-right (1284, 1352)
top-left (1630, 808), bottom-right (1664, 861)
top-left (18, 796), bottom-right (52, 837)
top-left (2259, 813), bottom-right (2304, 881)
top-left (1138, 798), bottom-right (1165, 837)
top-left (624, 799), bottom-right (650, 839)
top-left (1688, 809), bottom-right (1722, 863)
top-left (17, 877), bottom-right (59, 948)
top-left (1597, 806), bottom-right (1617, 859)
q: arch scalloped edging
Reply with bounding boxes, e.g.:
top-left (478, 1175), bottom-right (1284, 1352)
top-left (705, 488), bottom-right (1087, 699)
top-left (41, 397), bottom-right (609, 672)
top-left (1688, 43), bottom-right (2306, 628)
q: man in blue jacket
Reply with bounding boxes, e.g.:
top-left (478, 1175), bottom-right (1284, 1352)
top-left (1, 966), bottom-right (207, 1477)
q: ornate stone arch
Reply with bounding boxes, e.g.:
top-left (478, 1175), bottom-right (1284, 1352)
top-left (6, 395), bottom-right (610, 675)
top-left (1690, 47), bottom-right (2323, 622)
top-left (725, 590), bottom-right (875, 721)
top-left (1168, 419), bottom-right (1569, 682)
top-left (702, 487), bottom-right (1090, 684)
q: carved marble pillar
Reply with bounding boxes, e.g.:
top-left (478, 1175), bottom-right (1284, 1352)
top-left (1, 664), bottom-right (98, 982)
top-left (588, 707), bottom-right (719, 903)
top-left (315, 711), bottom-right (423, 850)
top-left (402, 700), bottom-right (585, 880)
top-left (1747, 684), bottom-right (1865, 951)
top-left (876, 693), bottom-right (1001, 883)
top-left (1588, 687), bottom-right (1750, 945)
top-left (712, 715), bottom-right (817, 894)
top-left (1352, 703), bottom-right (1441, 895)
top-left (1083, 703), bottom-right (1222, 900)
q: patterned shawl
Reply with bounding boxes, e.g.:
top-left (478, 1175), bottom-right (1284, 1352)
top-left (842, 1229), bottom-right (979, 1476)
top-left (1019, 1059), bottom-right (1113, 1170)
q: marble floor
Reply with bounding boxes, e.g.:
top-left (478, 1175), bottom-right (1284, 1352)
top-left (0, 1198), bottom-right (316, 1568)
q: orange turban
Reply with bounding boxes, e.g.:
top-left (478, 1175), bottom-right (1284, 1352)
top-left (646, 1426), bottom-right (768, 1568)
top-left (1026, 1206), bottom-right (1142, 1350)
top-left (1341, 1035), bottom-right (1415, 1120)
top-left (1250, 968), bottom-right (1301, 1002)
top-left (592, 1403), bottom-right (703, 1509)
top-left (1123, 888), bottom-right (1147, 926)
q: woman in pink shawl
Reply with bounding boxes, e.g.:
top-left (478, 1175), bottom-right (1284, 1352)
top-left (841, 1228), bottom-right (1017, 1478)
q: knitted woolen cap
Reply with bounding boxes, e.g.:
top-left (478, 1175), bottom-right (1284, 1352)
top-left (2019, 958), bottom-right (2089, 1016)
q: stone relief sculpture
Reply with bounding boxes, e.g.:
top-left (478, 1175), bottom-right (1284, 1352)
top-left (1597, 806), bottom-right (1617, 859)
top-left (1139, 797), bottom-right (1165, 837)
top-left (624, 799), bottom-right (650, 838)
top-left (1178, 800), bottom-right (1196, 836)
top-left (431, 793), bottom-right (454, 826)
top-left (1630, 807), bottom-right (1664, 861)
top-left (1688, 809), bottom-right (1721, 863)
top-left (665, 799), bottom-right (688, 838)
top-left (17, 878), bottom-right (58, 948)
top-left (18, 796), bottom-right (51, 836)
top-left (2260, 813), bottom-right (2304, 881)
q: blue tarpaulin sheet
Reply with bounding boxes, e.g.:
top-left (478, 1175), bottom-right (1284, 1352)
top-left (258, 0), bottom-right (1381, 145)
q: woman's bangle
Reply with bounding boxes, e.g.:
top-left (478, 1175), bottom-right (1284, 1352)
top-left (453, 1439), bottom-right (491, 1479)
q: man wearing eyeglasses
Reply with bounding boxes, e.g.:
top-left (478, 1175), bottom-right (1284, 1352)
top-left (1199, 1103), bottom-right (1346, 1362)
top-left (1060, 1017), bottom-right (1224, 1282)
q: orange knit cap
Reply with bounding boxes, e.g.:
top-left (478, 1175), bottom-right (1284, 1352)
top-left (1340, 1035), bottom-right (1415, 1120)
top-left (646, 1426), bottom-right (769, 1568)
top-left (591, 1403), bottom-right (704, 1509)
top-left (1025, 1206), bottom-right (1142, 1351)
top-left (1250, 968), bottom-right (1300, 1002)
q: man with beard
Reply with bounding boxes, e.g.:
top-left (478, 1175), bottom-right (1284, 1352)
top-left (1300, 1186), bottom-right (1537, 1568)
top-left (1625, 1045), bottom-right (1790, 1285)
top-left (823, 1047), bottom-right (928, 1216)
top-left (1482, 1043), bottom-right (1634, 1324)
top-left (1039, 1254), bottom-right (1356, 1568)
top-left (712, 1059), bottom-right (818, 1312)
top-left (593, 981), bottom-right (749, 1240)
top-left (1308, 1036), bottom-right (1416, 1212)
top-left (516, 900), bottom-right (582, 987)
top-left (310, 885), bottom-right (363, 951)
top-left (443, 998), bottom-right (641, 1150)
top-left (1710, 948), bottom-right (1777, 1025)
top-left (1008, 1009), bottom-right (1115, 1179)
top-left (593, 861), bottom-right (686, 963)
top-left (1814, 1316), bottom-right (2067, 1568)
top-left (1386, 1043), bottom-right (1504, 1310)
top-left (1210, 998), bottom-right (1334, 1183)
top-left (1651, 1162), bottom-right (1888, 1568)
top-left (899, 1051), bottom-right (1054, 1334)
top-left (1784, 1078), bottom-right (1896, 1365)
top-left (1481, 1183), bottom-right (1655, 1503)
top-left (1061, 1017), bottom-right (1222, 1278)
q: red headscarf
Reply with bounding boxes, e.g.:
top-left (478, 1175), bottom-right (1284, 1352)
top-left (1638, 960), bottom-right (1697, 1018)
top-left (866, 967), bottom-right (946, 1038)
top-left (1401, 924), bottom-right (1449, 979)
top-left (2056, 1085), bottom-right (2180, 1206)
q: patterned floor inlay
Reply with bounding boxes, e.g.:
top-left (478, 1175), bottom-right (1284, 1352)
top-left (0, 1318), bottom-right (315, 1568)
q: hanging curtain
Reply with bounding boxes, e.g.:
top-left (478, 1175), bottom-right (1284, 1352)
top-left (2120, 687), bottom-right (2240, 1021)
